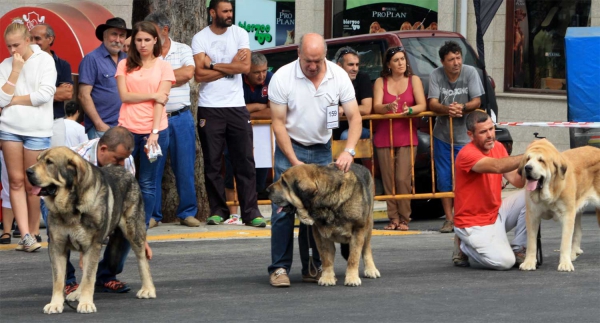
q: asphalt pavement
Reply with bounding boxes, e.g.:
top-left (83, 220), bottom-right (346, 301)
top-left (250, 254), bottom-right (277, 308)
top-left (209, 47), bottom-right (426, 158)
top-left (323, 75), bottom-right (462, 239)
top-left (0, 210), bottom-right (599, 323)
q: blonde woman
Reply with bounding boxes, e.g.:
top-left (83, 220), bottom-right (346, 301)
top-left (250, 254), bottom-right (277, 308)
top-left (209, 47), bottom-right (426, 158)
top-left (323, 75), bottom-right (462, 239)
top-left (0, 18), bottom-right (56, 251)
top-left (373, 46), bottom-right (426, 231)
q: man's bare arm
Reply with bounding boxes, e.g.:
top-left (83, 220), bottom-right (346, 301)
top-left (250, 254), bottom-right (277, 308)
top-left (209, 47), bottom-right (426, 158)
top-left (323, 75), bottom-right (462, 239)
top-left (211, 48), bottom-right (251, 75)
top-left (471, 154), bottom-right (523, 174)
top-left (78, 84), bottom-right (109, 131)
top-left (271, 101), bottom-right (301, 166)
top-left (54, 83), bottom-right (73, 102)
top-left (173, 66), bottom-right (194, 87)
top-left (194, 52), bottom-right (227, 83)
top-left (357, 97), bottom-right (373, 115)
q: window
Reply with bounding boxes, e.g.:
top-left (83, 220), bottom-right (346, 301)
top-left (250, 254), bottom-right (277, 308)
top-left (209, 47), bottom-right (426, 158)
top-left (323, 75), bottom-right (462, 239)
top-left (505, 0), bottom-right (591, 93)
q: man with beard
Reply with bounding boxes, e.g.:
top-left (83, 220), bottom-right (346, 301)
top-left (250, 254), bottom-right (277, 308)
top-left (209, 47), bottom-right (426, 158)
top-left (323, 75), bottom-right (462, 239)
top-left (78, 18), bottom-right (131, 139)
top-left (452, 110), bottom-right (526, 270)
top-left (143, 12), bottom-right (199, 228)
top-left (192, 0), bottom-right (266, 227)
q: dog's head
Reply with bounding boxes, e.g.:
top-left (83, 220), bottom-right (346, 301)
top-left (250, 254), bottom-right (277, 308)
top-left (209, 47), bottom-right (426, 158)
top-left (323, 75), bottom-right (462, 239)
top-left (518, 139), bottom-right (568, 193)
top-left (267, 164), bottom-right (324, 225)
top-left (26, 147), bottom-right (90, 197)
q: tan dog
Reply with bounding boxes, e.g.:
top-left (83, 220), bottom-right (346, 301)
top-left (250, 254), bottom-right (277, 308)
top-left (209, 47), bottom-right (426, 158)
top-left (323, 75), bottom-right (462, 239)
top-left (268, 163), bottom-right (380, 286)
top-left (27, 147), bottom-right (155, 314)
top-left (518, 140), bottom-right (600, 272)
top-left (369, 21), bottom-right (386, 34)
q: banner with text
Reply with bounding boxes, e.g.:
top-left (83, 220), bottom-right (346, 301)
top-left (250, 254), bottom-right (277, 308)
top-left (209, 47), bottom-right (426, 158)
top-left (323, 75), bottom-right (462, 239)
top-left (236, 0), bottom-right (295, 50)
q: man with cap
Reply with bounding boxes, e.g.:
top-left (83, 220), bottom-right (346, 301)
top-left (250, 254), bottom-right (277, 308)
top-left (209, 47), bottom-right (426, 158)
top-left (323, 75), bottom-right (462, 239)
top-left (78, 18), bottom-right (132, 139)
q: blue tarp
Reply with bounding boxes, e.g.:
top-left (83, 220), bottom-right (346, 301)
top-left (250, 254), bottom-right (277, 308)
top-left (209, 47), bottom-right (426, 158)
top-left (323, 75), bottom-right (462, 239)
top-left (565, 27), bottom-right (600, 122)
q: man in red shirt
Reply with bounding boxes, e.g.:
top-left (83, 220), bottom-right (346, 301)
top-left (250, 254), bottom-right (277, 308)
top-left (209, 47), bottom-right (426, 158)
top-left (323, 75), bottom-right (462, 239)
top-left (453, 110), bottom-right (526, 270)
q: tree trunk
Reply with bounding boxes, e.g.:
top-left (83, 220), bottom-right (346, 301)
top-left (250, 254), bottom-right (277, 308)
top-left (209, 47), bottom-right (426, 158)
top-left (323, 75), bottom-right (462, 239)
top-left (133, 0), bottom-right (210, 222)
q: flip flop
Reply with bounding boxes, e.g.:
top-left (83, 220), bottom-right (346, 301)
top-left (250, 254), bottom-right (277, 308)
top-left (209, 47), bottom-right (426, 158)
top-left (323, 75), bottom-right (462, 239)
top-left (398, 221), bottom-right (409, 231)
top-left (0, 233), bottom-right (11, 244)
top-left (383, 222), bottom-right (400, 230)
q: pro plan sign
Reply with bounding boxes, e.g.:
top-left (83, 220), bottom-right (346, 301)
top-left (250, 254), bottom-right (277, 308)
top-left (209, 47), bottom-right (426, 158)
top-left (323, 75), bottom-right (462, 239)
top-left (0, 1), bottom-right (114, 73)
top-left (235, 0), bottom-right (295, 50)
top-left (334, 0), bottom-right (438, 37)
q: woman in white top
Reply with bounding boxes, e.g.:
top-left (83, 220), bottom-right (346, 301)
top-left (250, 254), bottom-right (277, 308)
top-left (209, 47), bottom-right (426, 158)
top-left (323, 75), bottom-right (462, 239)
top-left (0, 18), bottom-right (56, 252)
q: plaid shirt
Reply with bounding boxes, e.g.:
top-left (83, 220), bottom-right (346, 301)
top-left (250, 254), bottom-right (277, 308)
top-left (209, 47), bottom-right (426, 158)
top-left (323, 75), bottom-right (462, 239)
top-left (71, 138), bottom-right (135, 175)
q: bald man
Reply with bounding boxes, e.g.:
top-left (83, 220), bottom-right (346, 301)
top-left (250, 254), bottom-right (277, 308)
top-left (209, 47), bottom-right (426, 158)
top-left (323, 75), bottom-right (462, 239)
top-left (267, 33), bottom-right (362, 287)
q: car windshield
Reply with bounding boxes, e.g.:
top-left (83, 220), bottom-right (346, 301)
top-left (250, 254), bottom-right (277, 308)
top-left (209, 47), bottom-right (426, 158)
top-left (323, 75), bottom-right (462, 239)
top-left (402, 37), bottom-right (480, 77)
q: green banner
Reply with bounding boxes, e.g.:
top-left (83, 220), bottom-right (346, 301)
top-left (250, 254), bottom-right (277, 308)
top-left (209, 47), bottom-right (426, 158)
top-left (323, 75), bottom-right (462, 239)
top-left (346, 0), bottom-right (437, 12)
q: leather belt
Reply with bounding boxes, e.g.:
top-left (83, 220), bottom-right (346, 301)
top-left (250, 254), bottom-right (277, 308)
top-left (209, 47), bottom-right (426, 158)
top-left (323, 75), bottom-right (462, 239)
top-left (166, 105), bottom-right (190, 118)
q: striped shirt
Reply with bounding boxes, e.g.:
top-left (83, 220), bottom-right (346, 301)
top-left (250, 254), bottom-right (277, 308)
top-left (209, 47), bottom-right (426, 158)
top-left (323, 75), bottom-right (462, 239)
top-left (160, 38), bottom-right (195, 112)
top-left (71, 138), bottom-right (135, 175)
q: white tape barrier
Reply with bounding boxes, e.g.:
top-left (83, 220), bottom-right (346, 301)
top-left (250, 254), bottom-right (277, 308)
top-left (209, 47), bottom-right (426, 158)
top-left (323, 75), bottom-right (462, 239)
top-left (496, 122), bottom-right (600, 128)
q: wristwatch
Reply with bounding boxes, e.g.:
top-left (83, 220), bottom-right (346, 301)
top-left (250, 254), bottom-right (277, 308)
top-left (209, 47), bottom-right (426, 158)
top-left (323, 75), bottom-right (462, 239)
top-left (344, 148), bottom-right (356, 157)
top-left (209, 62), bottom-right (215, 70)
top-left (462, 104), bottom-right (467, 114)
top-left (152, 129), bottom-right (159, 134)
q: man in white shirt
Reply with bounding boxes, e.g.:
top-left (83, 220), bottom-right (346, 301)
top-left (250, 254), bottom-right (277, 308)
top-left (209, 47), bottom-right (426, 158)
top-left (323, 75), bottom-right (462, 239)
top-left (145, 12), bottom-right (199, 228)
top-left (192, 0), bottom-right (266, 227)
top-left (267, 33), bottom-right (362, 287)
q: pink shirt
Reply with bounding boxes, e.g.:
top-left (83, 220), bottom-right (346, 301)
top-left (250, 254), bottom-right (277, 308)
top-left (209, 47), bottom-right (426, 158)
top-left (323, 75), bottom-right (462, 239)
top-left (116, 59), bottom-right (175, 134)
top-left (373, 77), bottom-right (418, 148)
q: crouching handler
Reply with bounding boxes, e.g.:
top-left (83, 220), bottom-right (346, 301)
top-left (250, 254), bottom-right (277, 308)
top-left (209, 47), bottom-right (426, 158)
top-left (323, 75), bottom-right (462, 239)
top-left (452, 110), bottom-right (527, 270)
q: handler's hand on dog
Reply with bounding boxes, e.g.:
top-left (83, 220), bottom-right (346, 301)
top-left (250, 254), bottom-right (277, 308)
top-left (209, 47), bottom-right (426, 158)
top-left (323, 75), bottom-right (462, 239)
top-left (145, 241), bottom-right (152, 260)
top-left (336, 152), bottom-right (353, 172)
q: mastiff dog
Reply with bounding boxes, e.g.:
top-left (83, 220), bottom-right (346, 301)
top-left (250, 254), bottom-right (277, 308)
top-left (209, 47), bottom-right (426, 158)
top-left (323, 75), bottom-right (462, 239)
top-left (518, 139), bottom-right (600, 272)
top-left (27, 147), bottom-right (155, 314)
top-left (268, 163), bottom-right (380, 286)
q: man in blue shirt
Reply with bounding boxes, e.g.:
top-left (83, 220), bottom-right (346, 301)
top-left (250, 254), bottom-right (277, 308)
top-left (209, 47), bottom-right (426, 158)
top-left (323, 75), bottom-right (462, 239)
top-left (78, 18), bottom-right (131, 139)
top-left (30, 24), bottom-right (73, 120)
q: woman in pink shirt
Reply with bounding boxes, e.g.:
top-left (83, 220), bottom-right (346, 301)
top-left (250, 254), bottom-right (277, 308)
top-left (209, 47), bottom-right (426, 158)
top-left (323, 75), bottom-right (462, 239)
top-left (372, 46), bottom-right (426, 231)
top-left (116, 21), bottom-right (174, 226)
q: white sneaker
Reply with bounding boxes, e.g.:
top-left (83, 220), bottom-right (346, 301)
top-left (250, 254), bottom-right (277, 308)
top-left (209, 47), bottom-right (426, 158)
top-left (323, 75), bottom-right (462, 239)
top-left (15, 233), bottom-right (41, 252)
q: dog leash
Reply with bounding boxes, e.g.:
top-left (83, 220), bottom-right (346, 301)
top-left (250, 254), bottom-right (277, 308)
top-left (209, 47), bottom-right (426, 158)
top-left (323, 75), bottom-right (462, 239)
top-left (536, 223), bottom-right (543, 268)
top-left (64, 299), bottom-right (77, 311)
top-left (306, 228), bottom-right (320, 278)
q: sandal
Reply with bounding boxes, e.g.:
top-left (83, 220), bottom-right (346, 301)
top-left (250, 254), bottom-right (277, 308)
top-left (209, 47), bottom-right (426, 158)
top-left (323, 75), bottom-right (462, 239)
top-left (383, 221), bottom-right (400, 230)
top-left (398, 221), bottom-right (409, 231)
top-left (0, 233), bottom-right (11, 244)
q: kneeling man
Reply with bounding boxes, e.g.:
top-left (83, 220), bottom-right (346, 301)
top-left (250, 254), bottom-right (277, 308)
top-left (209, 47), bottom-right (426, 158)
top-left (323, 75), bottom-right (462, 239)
top-left (453, 110), bottom-right (527, 270)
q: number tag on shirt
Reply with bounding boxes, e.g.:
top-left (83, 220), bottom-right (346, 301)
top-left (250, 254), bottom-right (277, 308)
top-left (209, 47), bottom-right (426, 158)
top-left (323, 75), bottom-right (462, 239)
top-left (326, 105), bottom-right (339, 129)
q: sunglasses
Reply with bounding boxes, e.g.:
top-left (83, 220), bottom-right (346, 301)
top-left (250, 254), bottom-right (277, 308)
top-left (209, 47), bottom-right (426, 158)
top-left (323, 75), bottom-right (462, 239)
top-left (388, 46), bottom-right (405, 56)
top-left (336, 48), bottom-right (358, 62)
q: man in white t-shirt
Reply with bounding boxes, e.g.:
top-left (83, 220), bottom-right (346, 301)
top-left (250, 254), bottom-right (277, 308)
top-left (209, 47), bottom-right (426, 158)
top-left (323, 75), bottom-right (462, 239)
top-left (191, 0), bottom-right (266, 227)
top-left (267, 33), bottom-right (362, 287)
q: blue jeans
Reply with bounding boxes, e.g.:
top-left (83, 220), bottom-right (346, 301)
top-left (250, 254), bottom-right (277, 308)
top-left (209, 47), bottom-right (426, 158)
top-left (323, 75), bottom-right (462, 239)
top-left (268, 140), bottom-right (332, 275)
top-left (42, 199), bottom-right (127, 284)
top-left (433, 137), bottom-right (464, 192)
top-left (152, 110), bottom-right (197, 221)
top-left (86, 126), bottom-right (107, 140)
top-left (131, 130), bottom-right (169, 226)
top-left (339, 127), bottom-right (371, 140)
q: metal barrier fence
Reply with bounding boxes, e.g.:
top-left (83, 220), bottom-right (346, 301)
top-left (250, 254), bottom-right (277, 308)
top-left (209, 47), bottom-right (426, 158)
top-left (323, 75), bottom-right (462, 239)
top-left (227, 112), bottom-right (457, 207)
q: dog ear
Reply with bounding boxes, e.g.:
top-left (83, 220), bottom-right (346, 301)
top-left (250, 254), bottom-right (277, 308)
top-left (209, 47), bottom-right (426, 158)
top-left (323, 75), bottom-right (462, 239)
top-left (67, 150), bottom-right (91, 188)
top-left (553, 156), bottom-right (568, 180)
top-left (291, 176), bottom-right (318, 208)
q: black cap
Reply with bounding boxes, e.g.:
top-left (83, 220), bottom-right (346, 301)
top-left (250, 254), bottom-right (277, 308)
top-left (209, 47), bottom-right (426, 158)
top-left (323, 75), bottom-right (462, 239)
top-left (95, 17), bottom-right (132, 41)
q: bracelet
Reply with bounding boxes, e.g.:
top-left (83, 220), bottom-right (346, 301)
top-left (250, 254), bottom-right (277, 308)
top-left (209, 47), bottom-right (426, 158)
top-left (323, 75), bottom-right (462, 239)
top-left (5, 80), bottom-right (15, 87)
top-left (408, 107), bottom-right (413, 115)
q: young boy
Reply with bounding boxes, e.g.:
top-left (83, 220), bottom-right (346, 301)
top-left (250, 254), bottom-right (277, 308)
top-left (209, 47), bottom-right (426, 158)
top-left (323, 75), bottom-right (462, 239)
top-left (63, 101), bottom-right (88, 147)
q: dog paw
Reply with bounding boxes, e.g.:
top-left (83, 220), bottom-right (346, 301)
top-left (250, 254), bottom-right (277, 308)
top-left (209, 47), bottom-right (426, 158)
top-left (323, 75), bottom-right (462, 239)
top-left (558, 261), bottom-right (575, 272)
top-left (136, 287), bottom-right (157, 299)
top-left (344, 275), bottom-right (362, 287)
top-left (364, 267), bottom-right (381, 279)
top-left (43, 303), bottom-right (64, 314)
top-left (77, 301), bottom-right (97, 314)
top-left (66, 290), bottom-right (81, 302)
top-left (519, 260), bottom-right (537, 271)
top-left (318, 274), bottom-right (337, 286)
